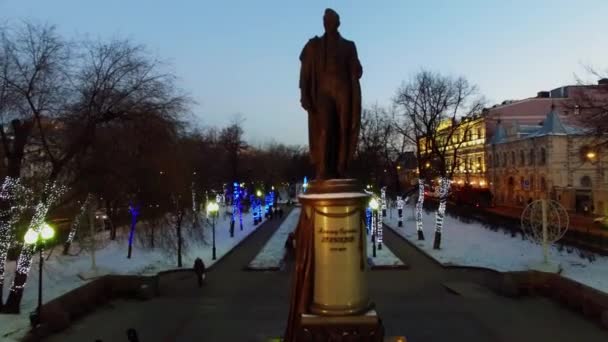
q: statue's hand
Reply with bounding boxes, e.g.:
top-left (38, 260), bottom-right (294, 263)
top-left (301, 97), bottom-right (313, 112)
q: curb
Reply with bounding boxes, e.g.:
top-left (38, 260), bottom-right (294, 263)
top-left (243, 266), bottom-right (281, 272)
top-left (383, 223), bottom-right (502, 274)
top-left (370, 264), bottom-right (410, 270)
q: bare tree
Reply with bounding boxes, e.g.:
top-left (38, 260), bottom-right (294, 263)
top-left (2, 24), bottom-right (189, 312)
top-left (393, 70), bottom-right (484, 249)
top-left (569, 67), bottom-right (608, 142)
top-left (219, 118), bottom-right (247, 182)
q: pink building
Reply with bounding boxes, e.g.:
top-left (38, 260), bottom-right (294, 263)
top-left (484, 78), bottom-right (608, 141)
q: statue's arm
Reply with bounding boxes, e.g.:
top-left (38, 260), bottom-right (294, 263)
top-left (350, 42), bottom-right (363, 80)
top-left (299, 40), bottom-right (314, 111)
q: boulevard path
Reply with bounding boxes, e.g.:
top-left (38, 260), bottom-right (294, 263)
top-left (48, 208), bottom-right (608, 341)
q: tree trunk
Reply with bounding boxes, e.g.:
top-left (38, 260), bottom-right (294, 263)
top-left (3, 183), bottom-right (62, 313)
top-left (127, 205), bottom-right (139, 259)
top-left (108, 199), bottom-right (117, 240)
top-left (89, 197), bottom-right (97, 270)
top-left (415, 178), bottom-right (425, 240)
top-left (433, 177), bottom-right (451, 250)
top-left (176, 211), bottom-right (183, 268)
top-left (63, 194), bottom-right (91, 255)
top-left (0, 120), bottom-right (34, 309)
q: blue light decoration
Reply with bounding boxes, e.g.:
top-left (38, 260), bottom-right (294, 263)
top-left (365, 206), bottom-right (372, 235)
top-left (264, 193), bottom-right (272, 218)
top-left (239, 184), bottom-right (244, 230)
top-left (230, 182), bottom-right (240, 237)
top-left (250, 194), bottom-right (257, 225)
top-left (303, 176), bottom-right (308, 193)
top-left (127, 203), bottom-right (140, 259)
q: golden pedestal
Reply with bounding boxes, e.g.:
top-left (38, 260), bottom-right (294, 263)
top-left (299, 179), bottom-right (372, 316)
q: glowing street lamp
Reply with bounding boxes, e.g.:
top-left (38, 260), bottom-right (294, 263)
top-left (586, 151), bottom-right (597, 160)
top-left (24, 223), bottom-right (55, 327)
top-left (206, 202), bottom-right (220, 260)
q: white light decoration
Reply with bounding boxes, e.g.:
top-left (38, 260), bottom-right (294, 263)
top-left (415, 178), bottom-right (425, 233)
top-left (434, 177), bottom-right (451, 235)
top-left (0, 177), bottom-right (32, 296)
top-left (381, 187), bottom-right (387, 217)
top-left (10, 182), bottom-right (67, 295)
top-left (397, 196), bottom-right (404, 227)
top-left (66, 194), bottom-right (91, 244)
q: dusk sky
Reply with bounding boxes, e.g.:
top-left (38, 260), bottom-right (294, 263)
top-left (1, 0), bottom-right (606, 146)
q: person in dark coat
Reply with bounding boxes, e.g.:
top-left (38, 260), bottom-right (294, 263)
top-left (193, 257), bottom-right (206, 287)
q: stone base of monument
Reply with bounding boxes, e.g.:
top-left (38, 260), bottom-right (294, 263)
top-left (529, 261), bottom-right (561, 273)
top-left (296, 310), bottom-right (386, 341)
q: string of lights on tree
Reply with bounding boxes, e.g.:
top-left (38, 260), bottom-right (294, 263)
top-left (396, 196), bottom-right (404, 227)
top-left (65, 194), bottom-right (92, 246)
top-left (434, 177), bottom-right (451, 234)
top-left (12, 182), bottom-right (67, 290)
top-left (381, 187), bottom-right (387, 217)
top-left (415, 178), bottom-right (425, 233)
top-left (0, 177), bottom-right (31, 291)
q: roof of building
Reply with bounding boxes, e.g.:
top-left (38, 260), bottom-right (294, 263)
top-left (489, 122), bottom-right (508, 144)
top-left (489, 109), bottom-right (589, 144)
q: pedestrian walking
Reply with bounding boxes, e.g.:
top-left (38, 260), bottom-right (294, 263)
top-left (127, 328), bottom-right (139, 342)
top-left (193, 257), bottom-right (206, 287)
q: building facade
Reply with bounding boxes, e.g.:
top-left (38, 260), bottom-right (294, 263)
top-left (486, 110), bottom-right (608, 215)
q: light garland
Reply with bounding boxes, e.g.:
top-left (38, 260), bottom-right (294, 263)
top-left (397, 196), bottom-right (404, 227)
top-left (415, 178), bottom-right (425, 232)
top-left (381, 187), bottom-right (387, 217)
top-left (65, 194), bottom-right (92, 244)
top-left (127, 203), bottom-right (140, 259)
top-left (0, 177), bottom-right (30, 297)
top-left (365, 207), bottom-right (372, 234)
top-left (434, 177), bottom-right (451, 234)
top-left (10, 182), bottom-right (67, 294)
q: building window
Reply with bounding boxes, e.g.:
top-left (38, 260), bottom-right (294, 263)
top-left (488, 155), bottom-right (492, 168)
top-left (529, 149), bottom-right (535, 166)
top-left (540, 177), bottom-right (547, 191)
top-left (540, 148), bottom-right (546, 165)
top-left (520, 176), bottom-right (525, 190)
top-left (530, 175), bottom-right (535, 191)
top-left (511, 151), bottom-right (515, 165)
top-left (502, 152), bottom-right (507, 167)
top-left (581, 176), bottom-right (592, 188)
top-left (477, 128), bottom-right (482, 140)
top-left (520, 150), bottom-right (525, 166)
top-left (574, 105), bottom-right (580, 115)
top-left (477, 156), bottom-right (482, 171)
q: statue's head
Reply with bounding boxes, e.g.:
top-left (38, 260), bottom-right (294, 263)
top-left (323, 8), bottom-right (340, 33)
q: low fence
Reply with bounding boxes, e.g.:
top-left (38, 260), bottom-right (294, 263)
top-left (22, 270), bottom-right (197, 341)
top-left (492, 271), bottom-right (608, 329)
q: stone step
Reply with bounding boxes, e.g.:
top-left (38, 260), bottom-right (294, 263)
top-left (266, 337), bottom-right (407, 341)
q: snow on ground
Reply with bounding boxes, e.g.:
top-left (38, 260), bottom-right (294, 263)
top-left (384, 206), bottom-right (608, 294)
top-left (0, 208), bottom-right (264, 340)
top-left (248, 209), bottom-right (299, 269)
top-left (248, 208), bottom-right (404, 269)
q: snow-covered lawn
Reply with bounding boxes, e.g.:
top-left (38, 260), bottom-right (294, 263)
top-left (0, 208), bottom-right (264, 341)
top-left (384, 206), bottom-right (608, 294)
top-left (248, 208), bottom-right (404, 269)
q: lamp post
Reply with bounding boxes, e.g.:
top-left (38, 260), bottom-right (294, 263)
top-left (24, 223), bottom-right (55, 327)
top-left (369, 198), bottom-right (379, 258)
top-left (206, 202), bottom-right (219, 260)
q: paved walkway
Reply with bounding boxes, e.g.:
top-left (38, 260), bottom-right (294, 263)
top-left (48, 211), bottom-right (608, 342)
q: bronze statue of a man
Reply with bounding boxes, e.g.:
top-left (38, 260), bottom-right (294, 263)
top-left (299, 8), bottom-right (362, 180)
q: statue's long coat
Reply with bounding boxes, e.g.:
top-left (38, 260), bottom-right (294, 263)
top-left (299, 34), bottom-right (362, 169)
